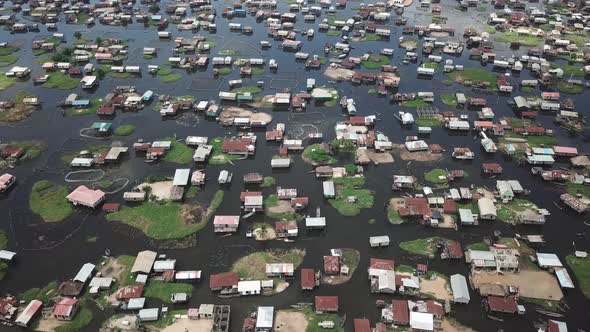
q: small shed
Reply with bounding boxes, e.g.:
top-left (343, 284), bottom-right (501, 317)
top-left (450, 274), bottom-right (470, 304)
top-left (369, 236), bottom-right (390, 248)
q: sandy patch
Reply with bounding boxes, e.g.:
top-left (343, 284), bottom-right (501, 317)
top-left (420, 276), bottom-right (452, 300)
top-left (473, 270), bottom-right (563, 300)
top-left (267, 200), bottom-right (295, 215)
top-left (100, 257), bottom-right (128, 283)
top-left (431, 31), bottom-right (450, 37)
top-left (35, 318), bottom-right (67, 332)
top-left (218, 106), bottom-right (272, 126)
top-left (392, 144), bottom-right (442, 162)
top-left (105, 314), bottom-right (139, 331)
top-left (400, 39), bottom-right (418, 49)
top-left (437, 214), bottom-right (456, 229)
top-left (366, 150), bottom-right (394, 164)
top-left (441, 318), bottom-right (475, 332)
top-left (138, 181), bottom-right (173, 200)
top-left (161, 318), bottom-right (213, 332)
top-left (254, 226), bottom-right (277, 240)
top-left (273, 311), bottom-right (308, 332)
top-left (324, 67), bottom-right (355, 80)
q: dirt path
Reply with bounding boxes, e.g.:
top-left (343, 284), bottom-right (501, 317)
top-left (100, 257), bottom-right (128, 283)
top-left (441, 318), bottom-right (475, 332)
top-left (273, 311), bottom-right (308, 332)
top-left (473, 270), bottom-right (563, 300)
top-left (160, 318), bottom-right (213, 332)
top-left (392, 144), bottom-right (442, 162)
top-left (35, 318), bottom-right (66, 332)
top-left (420, 276), bottom-right (451, 300)
top-left (254, 226), bottom-right (277, 240)
top-left (267, 200), bottom-right (295, 215)
top-left (138, 181), bottom-right (173, 200)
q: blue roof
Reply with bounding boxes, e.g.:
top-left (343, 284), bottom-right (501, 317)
top-left (71, 99), bottom-right (90, 106)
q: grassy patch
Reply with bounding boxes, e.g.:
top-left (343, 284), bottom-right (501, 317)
top-left (484, 27), bottom-right (497, 34)
top-left (505, 132), bottom-right (558, 146)
top-left (9, 140), bottom-right (46, 160)
top-left (218, 49), bottom-right (236, 56)
top-left (209, 137), bottom-right (242, 165)
top-left (422, 62), bottom-right (438, 70)
top-left (65, 98), bottom-right (101, 116)
top-left (521, 86), bottom-right (535, 93)
top-left (497, 237), bottom-right (538, 271)
top-left (424, 169), bottom-right (448, 184)
top-left (264, 195), bottom-right (279, 207)
top-left (341, 248), bottom-right (360, 275)
top-left (162, 139), bottom-right (194, 164)
top-left (185, 187), bottom-right (199, 199)
top-left (232, 248), bottom-right (305, 279)
top-left (231, 86), bottom-right (263, 94)
top-left (0, 46), bottom-right (19, 56)
top-left (328, 177), bottom-right (373, 216)
top-left (55, 305), bottom-right (92, 332)
top-left (495, 32), bottom-right (544, 46)
top-left (558, 81), bottom-right (584, 94)
top-left (399, 237), bottom-right (441, 258)
top-left (466, 242), bottom-right (489, 251)
top-left (387, 209), bottom-right (404, 224)
top-left (0, 55), bottom-right (18, 67)
top-left (18, 281), bottom-right (59, 303)
top-left (368, 88), bottom-right (377, 94)
top-left (330, 139), bottom-right (357, 155)
top-left (217, 67), bottom-right (232, 75)
top-left (566, 255), bottom-right (590, 299)
top-left (326, 29), bottom-right (341, 36)
top-left (441, 94), bottom-right (457, 106)
top-left (401, 99), bottom-right (431, 108)
top-left (0, 72), bottom-right (16, 89)
top-left (415, 117), bottom-right (442, 127)
top-left (446, 68), bottom-right (497, 90)
top-left (106, 201), bottom-right (206, 240)
top-left (200, 190), bottom-right (224, 224)
top-left (260, 176), bottom-right (276, 188)
top-left (358, 33), bottom-right (381, 42)
top-left (158, 69), bottom-right (183, 83)
top-left (114, 125), bottom-right (136, 136)
top-left (556, 64), bottom-right (585, 77)
top-left (360, 55), bottom-right (389, 69)
top-left (496, 198), bottom-right (538, 222)
top-left (144, 281), bottom-right (193, 303)
top-left (29, 180), bottom-right (73, 222)
top-left (42, 72), bottom-right (79, 90)
top-left (521, 297), bottom-right (561, 311)
top-left (566, 183), bottom-right (590, 199)
top-left (303, 144), bottom-right (336, 164)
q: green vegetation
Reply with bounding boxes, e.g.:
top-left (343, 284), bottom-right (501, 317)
top-left (18, 280), bottom-right (59, 303)
top-left (219, 49), bottom-right (236, 56)
top-left (42, 72), bottom-right (79, 90)
top-left (107, 201), bottom-right (207, 240)
top-left (218, 67), bottom-right (232, 75)
top-left (497, 237), bottom-right (538, 271)
top-left (505, 132), bottom-right (559, 146)
top-left (185, 186), bottom-right (199, 199)
top-left (65, 99), bottom-right (102, 116)
top-left (231, 86), bottom-right (263, 94)
top-left (521, 86), bottom-right (535, 93)
top-left (0, 46), bottom-right (19, 56)
top-left (330, 139), bottom-right (357, 154)
top-left (326, 29), bottom-right (341, 36)
top-left (114, 125), bottom-right (136, 136)
top-left (251, 67), bottom-right (265, 75)
top-left (396, 264), bottom-right (415, 274)
top-left (446, 68), bottom-right (497, 90)
top-left (566, 255), bottom-right (590, 298)
top-left (0, 231), bottom-right (8, 279)
top-left (558, 81), bottom-right (584, 94)
top-left (328, 177), bottom-right (374, 216)
top-left (341, 248), bottom-right (360, 275)
top-left (422, 62), bottom-right (438, 70)
top-left (162, 139), bottom-right (193, 164)
top-left (496, 198), bottom-right (538, 222)
top-left (368, 88), bottom-right (377, 94)
top-left (457, 201), bottom-right (479, 214)
top-left (358, 33), bottom-right (381, 42)
top-left (112, 72), bottom-right (134, 79)
top-left (360, 55), bottom-right (390, 69)
top-left (387, 208), bottom-right (404, 224)
top-left (567, 183), bottom-right (590, 199)
top-left (201, 190), bottom-right (224, 225)
top-left (521, 297), bottom-right (561, 311)
top-left (9, 140), bottom-right (46, 160)
top-left (0, 55), bottom-right (18, 67)
top-left (415, 117), bottom-right (443, 127)
top-left (61, 144), bottom-right (108, 164)
top-left (55, 305), bottom-right (93, 332)
top-left (264, 194), bottom-right (279, 208)
top-left (399, 237), bottom-right (441, 258)
top-left (484, 27), bottom-right (497, 34)
top-left (209, 137), bottom-right (243, 164)
top-left (0, 72), bottom-right (16, 89)
top-left (466, 242), bottom-right (489, 251)
top-left (345, 164), bottom-right (357, 175)
top-left (495, 32), bottom-right (544, 46)
top-left (144, 281), bottom-right (193, 303)
top-left (232, 248), bottom-right (306, 279)
top-left (440, 94), bottom-right (457, 106)
top-left (158, 69), bottom-right (183, 83)
top-left (261, 176), bottom-right (276, 188)
top-left (424, 169), bottom-right (448, 184)
top-left (557, 64), bottom-right (585, 77)
top-left (29, 180), bottom-right (73, 222)
top-left (302, 144), bottom-right (336, 164)
top-left (401, 99), bottom-right (431, 108)
top-left (301, 307), bottom-right (345, 332)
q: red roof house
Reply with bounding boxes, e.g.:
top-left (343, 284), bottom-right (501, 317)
top-left (354, 318), bottom-right (371, 332)
top-left (52, 298), bottom-right (79, 321)
top-left (209, 272), bottom-right (239, 291)
top-left (486, 296), bottom-right (518, 314)
top-left (115, 285), bottom-right (144, 300)
top-left (392, 300), bottom-right (409, 325)
top-left (66, 185), bottom-right (105, 208)
top-left (301, 268), bottom-right (316, 290)
top-left (315, 296), bottom-right (339, 313)
top-left (323, 256), bottom-right (340, 275)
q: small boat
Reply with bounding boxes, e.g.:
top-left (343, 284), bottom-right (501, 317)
top-left (536, 310), bottom-right (564, 318)
top-left (283, 239), bottom-right (295, 243)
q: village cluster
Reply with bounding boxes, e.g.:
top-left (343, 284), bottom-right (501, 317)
top-left (1, 0), bottom-right (590, 331)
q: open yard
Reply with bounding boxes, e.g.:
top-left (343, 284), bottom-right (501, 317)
top-left (209, 137), bottom-right (243, 164)
top-left (566, 255), bottom-right (590, 299)
top-left (144, 280), bottom-right (193, 302)
top-left (399, 237), bottom-right (441, 258)
top-left (473, 270), bottom-right (563, 300)
top-left (302, 144), bottom-right (336, 165)
top-left (0, 91), bottom-right (39, 122)
top-left (328, 177), bottom-right (374, 216)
